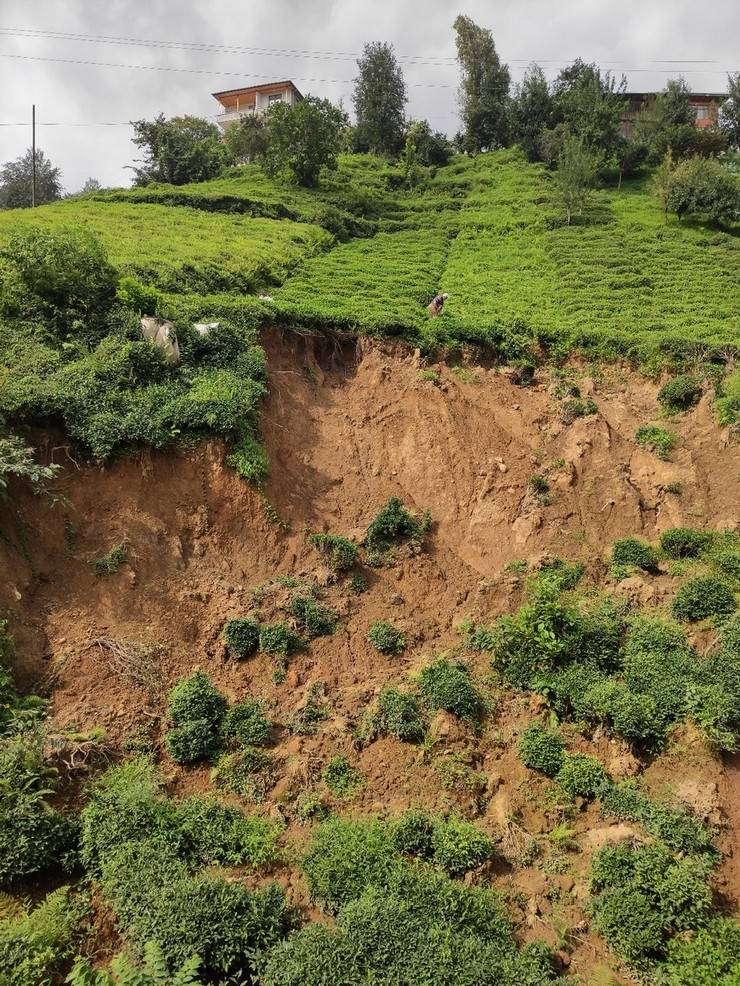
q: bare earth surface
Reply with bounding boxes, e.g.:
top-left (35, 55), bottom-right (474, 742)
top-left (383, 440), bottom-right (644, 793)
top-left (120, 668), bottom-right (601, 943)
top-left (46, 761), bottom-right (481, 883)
top-left (1, 328), bottom-right (738, 982)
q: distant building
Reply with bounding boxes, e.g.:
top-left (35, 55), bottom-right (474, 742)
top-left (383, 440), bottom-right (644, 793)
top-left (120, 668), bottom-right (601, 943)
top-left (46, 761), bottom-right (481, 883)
top-left (621, 91), bottom-right (726, 137)
top-left (212, 80), bottom-right (303, 130)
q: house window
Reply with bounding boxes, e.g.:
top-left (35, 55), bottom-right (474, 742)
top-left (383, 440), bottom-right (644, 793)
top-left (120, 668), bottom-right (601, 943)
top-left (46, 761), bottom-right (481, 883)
top-left (694, 105), bottom-right (709, 120)
top-left (268, 93), bottom-right (283, 105)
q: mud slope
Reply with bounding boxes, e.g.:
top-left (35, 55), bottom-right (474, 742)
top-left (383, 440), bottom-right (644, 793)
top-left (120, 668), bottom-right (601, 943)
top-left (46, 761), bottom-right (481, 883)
top-left (1, 329), bottom-right (738, 981)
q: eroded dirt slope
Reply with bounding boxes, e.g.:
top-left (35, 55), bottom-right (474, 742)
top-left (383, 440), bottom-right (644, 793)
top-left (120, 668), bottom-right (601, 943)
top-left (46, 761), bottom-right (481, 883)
top-left (1, 329), bottom-right (738, 981)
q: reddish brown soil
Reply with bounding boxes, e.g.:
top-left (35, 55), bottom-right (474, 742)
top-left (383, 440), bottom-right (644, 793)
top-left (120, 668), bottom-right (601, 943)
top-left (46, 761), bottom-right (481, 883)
top-left (1, 328), bottom-right (738, 983)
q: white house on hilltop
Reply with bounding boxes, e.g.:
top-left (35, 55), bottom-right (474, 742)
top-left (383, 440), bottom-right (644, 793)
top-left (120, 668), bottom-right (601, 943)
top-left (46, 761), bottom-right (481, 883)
top-left (212, 80), bottom-right (303, 130)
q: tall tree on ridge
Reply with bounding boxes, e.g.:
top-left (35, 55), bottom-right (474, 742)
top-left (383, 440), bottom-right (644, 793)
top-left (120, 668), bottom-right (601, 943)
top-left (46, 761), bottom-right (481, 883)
top-left (453, 14), bottom-right (511, 153)
top-left (353, 42), bottom-right (407, 155)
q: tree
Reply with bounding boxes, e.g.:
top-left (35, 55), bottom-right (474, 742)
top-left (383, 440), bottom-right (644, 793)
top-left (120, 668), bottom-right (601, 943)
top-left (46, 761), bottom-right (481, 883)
top-left (720, 72), bottom-right (740, 148)
top-left (353, 42), bottom-right (407, 155)
top-left (224, 114), bottom-right (267, 164)
top-left (406, 120), bottom-right (453, 166)
top-left (636, 78), bottom-right (727, 162)
top-left (453, 14), bottom-right (511, 153)
top-left (0, 148), bottom-right (62, 209)
top-left (130, 115), bottom-right (226, 186)
top-left (552, 133), bottom-right (602, 224)
top-left (262, 96), bottom-right (348, 187)
top-left (511, 63), bottom-right (555, 161)
top-left (80, 177), bottom-right (102, 194)
top-left (667, 155), bottom-right (740, 225)
top-left (551, 59), bottom-right (626, 159)
top-left (651, 148), bottom-right (675, 221)
top-left (400, 135), bottom-right (424, 188)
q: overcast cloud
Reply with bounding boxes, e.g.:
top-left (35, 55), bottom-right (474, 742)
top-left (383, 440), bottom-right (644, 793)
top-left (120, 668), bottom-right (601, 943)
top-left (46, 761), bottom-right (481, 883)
top-left (0, 0), bottom-right (737, 192)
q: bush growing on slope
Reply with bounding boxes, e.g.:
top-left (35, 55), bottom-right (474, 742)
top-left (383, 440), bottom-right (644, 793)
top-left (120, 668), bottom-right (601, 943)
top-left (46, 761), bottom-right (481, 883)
top-left (556, 752), bottom-right (608, 798)
top-left (660, 527), bottom-right (711, 558)
top-left (165, 671), bottom-right (228, 764)
top-left (672, 577), bottom-right (736, 622)
top-left (518, 724), bottom-right (565, 776)
top-left (367, 620), bottom-right (406, 655)
top-left (309, 533), bottom-right (359, 572)
top-left (657, 374), bottom-right (702, 411)
top-left (259, 622), bottom-right (304, 656)
top-left (222, 617), bottom-right (260, 659)
top-left (635, 425), bottom-right (678, 460)
top-left (211, 747), bottom-right (276, 802)
top-left (364, 687), bottom-right (425, 742)
top-left (0, 887), bottom-right (87, 986)
top-left (288, 596), bottom-right (337, 638)
top-left (610, 537), bottom-right (658, 571)
top-left (418, 658), bottom-right (483, 721)
top-left (365, 497), bottom-right (431, 562)
top-left (223, 699), bottom-right (272, 747)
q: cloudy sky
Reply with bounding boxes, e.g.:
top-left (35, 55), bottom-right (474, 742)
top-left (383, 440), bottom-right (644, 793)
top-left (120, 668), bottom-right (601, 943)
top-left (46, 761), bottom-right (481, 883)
top-left (0, 0), bottom-right (737, 192)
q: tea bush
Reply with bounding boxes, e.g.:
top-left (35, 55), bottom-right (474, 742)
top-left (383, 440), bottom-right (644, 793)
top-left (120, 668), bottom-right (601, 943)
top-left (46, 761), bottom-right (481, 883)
top-left (322, 756), bottom-right (362, 799)
top-left (556, 752), bottom-right (608, 798)
top-left (366, 687), bottom-right (425, 742)
top-left (418, 658), bottom-right (483, 721)
top-left (659, 527), bottom-right (711, 559)
top-left (365, 497), bottom-right (431, 560)
top-left (657, 374), bottom-right (702, 411)
top-left (611, 537), bottom-right (658, 570)
top-left (223, 699), bottom-right (272, 748)
top-left (165, 671), bottom-right (228, 764)
top-left (222, 617), bottom-right (260, 659)
top-left (259, 622), bottom-right (304, 656)
top-left (518, 724), bottom-right (565, 776)
top-left (309, 533), bottom-right (359, 571)
top-left (429, 815), bottom-right (493, 875)
top-left (657, 918), bottom-right (740, 985)
top-left (672, 577), bottom-right (736, 622)
top-left (288, 596), bottom-right (337, 638)
top-left (635, 425), bottom-right (678, 460)
top-left (211, 748), bottom-right (275, 802)
top-left (367, 620), bottom-right (406, 655)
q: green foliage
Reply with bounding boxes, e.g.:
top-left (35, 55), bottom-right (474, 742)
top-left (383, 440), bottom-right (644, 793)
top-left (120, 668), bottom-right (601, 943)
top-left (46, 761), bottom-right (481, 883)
top-left (553, 133), bottom-right (603, 225)
top-left (555, 752), bottom-right (608, 798)
top-left (222, 617), bottom-right (260, 659)
top-left (309, 533), bottom-right (359, 571)
top-left (559, 396), bottom-right (597, 424)
top-left (611, 537), bottom-right (658, 570)
top-left (223, 699), bottom-right (272, 747)
top-left (165, 671), bottom-right (228, 764)
top-left (600, 780), bottom-right (717, 856)
top-left (259, 622), bottom-right (304, 656)
top-left (418, 658), bottom-right (483, 721)
top-left (227, 433), bottom-right (269, 486)
top-left (322, 756), bottom-right (362, 799)
top-left (367, 620), bottom-right (406, 655)
top-left (657, 918), bottom-right (740, 986)
top-left (0, 731), bottom-right (78, 886)
top-left (429, 815), bottom-right (493, 875)
top-left (715, 368), bottom-right (740, 425)
top-left (528, 473), bottom-right (550, 495)
top-left (365, 497), bottom-right (431, 559)
top-left (131, 115), bottom-right (226, 187)
top-left (635, 425), bottom-right (678, 459)
top-left (453, 15), bottom-right (511, 153)
top-left (67, 941), bottom-right (203, 986)
top-left (657, 374), bottom-right (703, 411)
top-left (1, 227), bottom-right (117, 340)
top-left (0, 147), bottom-right (61, 210)
top-left (288, 596), bottom-right (337, 638)
top-left (367, 687), bottom-right (425, 743)
top-left (93, 541), bottom-right (127, 576)
top-left (211, 748), bottom-right (275, 802)
top-left (518, 724), bottom-right (565, 776)
top-left (589, 840), bottom-right (715, 964)
top-left (352, 42), bottom-right (407, 155)
top-left (0, 887), bottom-right (86, 986)
top-left (0, 433), bottom-right (59, 497)
top-left (667, 155), bottom-right (740, 225)
top-left (672, 576), bottom-right (736, 622)
top-left (660, 527), bottom-right (711, 558)
top-left (117, 276), bottom-right (160, 317)
top-left (262, 97), bottom-right (349, 188)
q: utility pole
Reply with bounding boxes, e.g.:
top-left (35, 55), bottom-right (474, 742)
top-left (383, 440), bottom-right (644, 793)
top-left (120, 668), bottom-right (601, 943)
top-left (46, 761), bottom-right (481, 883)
top-left (31, 103), bottom-right (36, 208)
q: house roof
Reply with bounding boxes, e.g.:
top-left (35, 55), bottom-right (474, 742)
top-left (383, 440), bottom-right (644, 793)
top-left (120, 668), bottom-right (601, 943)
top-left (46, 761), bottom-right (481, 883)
top-left (211, 80), bottom-right (303, 100)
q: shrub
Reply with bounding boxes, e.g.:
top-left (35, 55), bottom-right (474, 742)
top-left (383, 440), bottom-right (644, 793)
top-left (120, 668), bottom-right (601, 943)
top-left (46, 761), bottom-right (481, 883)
top-left (211, 748), bottom-right (276, 802)
top-left (658, 918), bottom-right (740, 986)
top-left (309, 533), bottom-right (359, 572)
top-left (165, 671), bottom-right (227, 764)
top-left (369, 687), bottom-right (425, 742)
top-left (226, 433), bottom-right (269, 485)
top-left (635, 425), bottom-right (678, 460)
top-left (392, 810), bottom-right (435, 858)
top-left (560, 397), bottom-right (597, 425)
top-left (518, 725), bottom-right (565, 776)
top-left (0, 887), bottom-right (86, 986)
top-left (657, 375), bottom-right (702, 412)
top-left (418, 658), bottom-right (482, 721)
top-left (528, 473), bottom-right (549, 495)
top-left (223, 699), bottom-right (272, 747)
top-left (610, 537), bottom-right (658, 571)
top-left (429, 816), bottom-right (493, 875)
top-left (288, 596), bottom-right (337, 638)
top-left (117, 275), bottom-right (159, 316)
top-left (365, 497), bottom-right (431, 558)
top-left (174, 797), bottom-right (280, 869)
top-left (600, 780), bottom-right (716, 857)
top-left (1, 227), bottom-right (117, 339)
top-left (660, 527), bottom-right (711, 559)
top-left (556, 752), bottom-right (608, 798)
top-left (222, 617), bottom-right (260, 659)
top-left (93, 541), bottom-right (127, 576)
top-left (672, 577), bottom-right (736, 622)
top-left (322, 756), bottom-right (362, 799)
top-left (667, 154), bottom-right (740, 225)
top-left (68, 941), bottom-right (203, 986)
top-left (259, 622), bottom-right (304, 656)
top-left (367, 620), bottom-right (406, 655)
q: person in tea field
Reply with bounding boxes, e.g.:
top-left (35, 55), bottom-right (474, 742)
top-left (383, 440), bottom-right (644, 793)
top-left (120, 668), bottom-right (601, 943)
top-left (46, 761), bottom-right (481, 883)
top-left (427, 292), bottom-right (449, 317)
